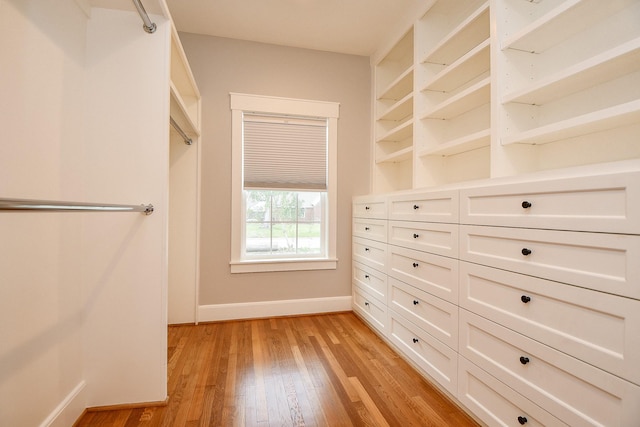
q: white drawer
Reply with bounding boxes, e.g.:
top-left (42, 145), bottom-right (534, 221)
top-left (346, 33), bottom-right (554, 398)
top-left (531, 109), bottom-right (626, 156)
top-left (387, 245), bottom-right (458, 304)
top-left (352, 217), bottom-right (387, 243)
top-left (353, 286), bottom-right (387, 335)
top-left (389, 314), bottom-right (458, 395)
top-left (353, 196), bottom-right (387, 219)
top-left (352, 236), bottom-right (386, 273)
top-left (460, 170), bottom-right (640, 234)
top-left (460, 262), bottom-right (640, 385)
top-left (458, 357), bottom-right (568, 427)
top-left (388, 220), bottom-right (458, 258)
top-left (388, 190), bottom-right (459, 223)
top-left (352, 261), bottom-right (387, 305)
top-left (388, 277), bottom-right (458, 350)
top-left (459, 310), bottom-right (640, 427)
top-left (460, 225), bottom-right (640, 299)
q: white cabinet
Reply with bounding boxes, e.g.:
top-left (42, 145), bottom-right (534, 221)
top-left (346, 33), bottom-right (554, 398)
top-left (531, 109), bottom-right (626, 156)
top-left (352, 195), bottom-right (389, 334)
top-left (354, 165), bottom-right (640, 426)
top-left (460, 261), bottom-right (640, 385)
top-left (459, 310), bottom-right (640, 427)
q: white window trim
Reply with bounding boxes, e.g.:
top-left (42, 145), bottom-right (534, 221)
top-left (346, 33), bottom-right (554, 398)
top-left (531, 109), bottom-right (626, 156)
top-left (230, 93), bottom-right (339, 273)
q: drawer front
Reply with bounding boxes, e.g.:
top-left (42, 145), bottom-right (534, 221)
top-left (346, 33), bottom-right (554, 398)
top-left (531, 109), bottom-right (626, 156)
top-left (460, 262), bottom-right (640, 385)
top-left (388, 220), bottom-right (458, 258)
top-left (353, 286), bottom-right (387, 335)
top-left (460, 225), bottom-right (640, 299)
top-left (388, 190), bottom-right (459, 223)
top-left (389, 314), bottom-right (458, 395)
top-left (460, 170), bottom-right (640, 234)
top-left (353, 196), bottom-right (387, 219)
top-left (352, 217), bottom-right (387, 243)
top-left (388, 277), bottom-right (458, 350)
top-left (460, 310), bottom-right (640, 427)
top-left (458, 357), bottom-right (568, 427)
top-left (353, 237), bottom-right (386, 273)
top-left (387, 245), bottom-right (458, 304)
top-left (352, 261), bottom-right (387, 305)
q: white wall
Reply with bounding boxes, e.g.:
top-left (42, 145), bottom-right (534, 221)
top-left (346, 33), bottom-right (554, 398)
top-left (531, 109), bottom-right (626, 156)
top-left (0, 1), bottom-right (170, 425)
top-left (82, 8), bottom-right (169, 407)
top-left (178, 34), bottom-right (371, 317)
top-left (0, 1), bottom-right (88, 425)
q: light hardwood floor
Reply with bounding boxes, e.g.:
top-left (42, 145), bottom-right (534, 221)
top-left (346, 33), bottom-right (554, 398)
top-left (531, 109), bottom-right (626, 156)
top-left (76, 312), bottom-right (479, 427)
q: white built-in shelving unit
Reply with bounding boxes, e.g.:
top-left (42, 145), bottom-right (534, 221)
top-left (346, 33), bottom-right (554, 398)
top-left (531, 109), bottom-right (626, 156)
top-left (370, 0), bottom-right (640, 193)
top-left (373, 28), bottom-right (415, 192)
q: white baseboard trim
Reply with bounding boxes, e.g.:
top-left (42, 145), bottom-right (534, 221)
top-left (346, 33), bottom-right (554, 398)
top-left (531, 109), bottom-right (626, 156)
top-left (39, 380), bottom-right (86, 427)
top-left (198, 296), bottom-right (352, 322)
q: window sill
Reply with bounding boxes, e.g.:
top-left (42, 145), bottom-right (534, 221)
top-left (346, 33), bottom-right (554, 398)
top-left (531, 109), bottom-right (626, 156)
top-left (230, 258), bottom-right (338, 273)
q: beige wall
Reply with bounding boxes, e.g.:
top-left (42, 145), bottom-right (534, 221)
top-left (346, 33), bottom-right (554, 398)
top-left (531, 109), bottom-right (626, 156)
top-left (179, 33), bottom-right (371, 306)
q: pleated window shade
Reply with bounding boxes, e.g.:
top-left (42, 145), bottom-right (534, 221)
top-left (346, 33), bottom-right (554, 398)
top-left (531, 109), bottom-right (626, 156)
top-left (243, 114), bottom-right (328, 190)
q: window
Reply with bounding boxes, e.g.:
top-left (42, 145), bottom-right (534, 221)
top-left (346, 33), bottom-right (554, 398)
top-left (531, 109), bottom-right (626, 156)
top-left (230, 93), bottom-right (339, 273)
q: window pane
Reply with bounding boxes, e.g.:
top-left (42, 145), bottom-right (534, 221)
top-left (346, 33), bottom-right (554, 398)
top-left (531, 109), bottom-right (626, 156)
top-left (298, 223), bottom-right (321, 254)
top-left (271, 192), bottom-right (298, 221)
top-left (272, 223), bottom-right (297, 254)
top-left (246, 190), bottom-right (270, 223)
top-left (298, 192), bottom-right (321, 222)
top-left (244, 189), bottom-right (325, 257)
top-left (246, 222), bottom-right (271, 253)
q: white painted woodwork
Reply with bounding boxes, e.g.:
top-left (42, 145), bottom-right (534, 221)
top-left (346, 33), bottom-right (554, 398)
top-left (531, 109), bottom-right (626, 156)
top-left (352, 286), bottom-right (388, 334)
top-left (387, 190), bottom-right (459, 222)
top-left (388, 277), bottom-right (458, 350)
top-left (460, 170), bottom-right (640, 234)
top-left (352, 195), bottom-right (388, 220)
top-left (388, 315), bottom-right (458, 395)
top-left (459, 310), bottom-right (640, 427)
top-left (458, 357), bottom-right (568, 427)
top-left (460, 261), bottom-right (640, 385)
top-left (352, 218), bottom-right (387, 243)
top-left (387, 245), bottom-right (458, 304)
top-left (352, 261), bottom-right (387, 305)
top-left (460, 224), bottom-right (640, 299)
top-left (352, 237), bottom-right (387, 273)
top-left (388, 221), bottom-right (458, 258)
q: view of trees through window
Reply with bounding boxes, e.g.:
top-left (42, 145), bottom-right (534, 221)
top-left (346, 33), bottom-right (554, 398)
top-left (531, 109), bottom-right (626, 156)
top-left (245, 190), bottom-right (323, 256)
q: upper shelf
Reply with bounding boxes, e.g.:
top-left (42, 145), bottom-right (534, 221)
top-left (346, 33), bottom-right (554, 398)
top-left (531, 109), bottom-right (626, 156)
top-left (420, 2), bottom-right (490, 65)
top-left (421, 77), bottom-right (490, 120)
top-left (503, 37), bottom-right (640, 105)
top-left (169, 25), bottom-right (201, 137)
top-left (378, 66), bottom-right (413, 101)
top-left (502, 0), bottom-right (636, 53)
top-left (502, 99), bottom-right (640, 146)
top-left (420, 39), bottom-right (490, 93)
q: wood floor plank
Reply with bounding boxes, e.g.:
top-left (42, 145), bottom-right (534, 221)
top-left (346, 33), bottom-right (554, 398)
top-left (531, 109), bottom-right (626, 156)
top-left (75, 313), bottom-right (479, 427)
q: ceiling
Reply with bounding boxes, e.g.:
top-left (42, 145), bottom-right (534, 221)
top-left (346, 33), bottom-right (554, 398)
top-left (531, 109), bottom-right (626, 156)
top-left (163, 0), bottom-right (426, 56)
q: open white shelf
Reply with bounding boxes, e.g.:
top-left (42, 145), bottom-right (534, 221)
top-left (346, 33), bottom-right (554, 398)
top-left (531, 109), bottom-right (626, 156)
top-left (377, 146), bottom-right (414, 164)
top-left (170, 27), bottom-right (201, 137)
top-left (378, 66), bottom-right (414, 101)
top-left (420, 2), bottom-right (490, 65)
top-left (170, 83), bottom-right (200, 138)
top-left (378, 92), bottom-right (413, 122)
top-left (418, 128), bottom-right (490, 157)
top-left (502, 0), bottom-right (636, 53)
top-left (502, 99), bottom-right (640, 146)
top-left (376, 118), bottom-right (414, 143)
top-left (421, 77), bottom-right (490, 120)
top-left (421, 39), bottom-right (490, 93)
top-left (503, 37), bottom-right (640, 105)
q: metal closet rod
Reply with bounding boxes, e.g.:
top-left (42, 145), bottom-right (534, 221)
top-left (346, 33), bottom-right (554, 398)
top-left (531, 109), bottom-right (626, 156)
top-left (170, 117), bottom-right (193, 145)
top-left (132, 0), bottom-right (156, 34)
top-left (0, 198), bottom-right (154, 215)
